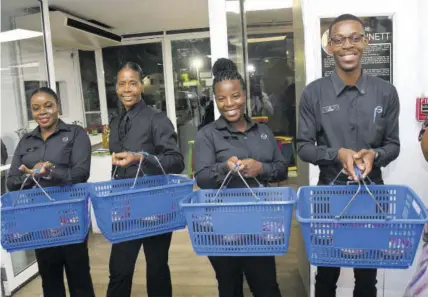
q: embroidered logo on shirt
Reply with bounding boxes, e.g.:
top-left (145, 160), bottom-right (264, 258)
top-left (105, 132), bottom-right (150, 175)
top-left (321, 104), bottom-right (340, 114)
top-left (62, 136), bottom-right (69, 143)
top-left (373, 106), bottom-right (383, 122)
top-left (261, 134), bottom-right (267, 139)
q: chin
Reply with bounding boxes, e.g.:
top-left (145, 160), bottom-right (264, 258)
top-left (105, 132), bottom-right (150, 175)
top-left (224, 114), bottom-right (242, 123)
top-left (339, 64), bottom-right (359, 72)
top-left (38, 122), bottom-right (55, 129)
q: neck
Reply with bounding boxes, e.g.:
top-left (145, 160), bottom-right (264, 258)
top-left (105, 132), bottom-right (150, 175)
top-left (41, 121), bottom-right (58, 140)
top-left (336, 67), bottom-right (362, 86)
top-left (233, 117), bottom-right (247, 132)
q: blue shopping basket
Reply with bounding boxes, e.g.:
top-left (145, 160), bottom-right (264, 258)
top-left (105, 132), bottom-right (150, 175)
top-left (87, 154), bottom-right (194, 243)
top-left (1, 176), bottom-right (90, 252)
top-left (296, 167), bottom-right (428, 269)
top-left (180, 170), bottom-right (296, 256)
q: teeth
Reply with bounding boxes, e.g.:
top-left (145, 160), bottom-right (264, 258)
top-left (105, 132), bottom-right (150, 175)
top-left (227, 110), bottom-right (237, 116)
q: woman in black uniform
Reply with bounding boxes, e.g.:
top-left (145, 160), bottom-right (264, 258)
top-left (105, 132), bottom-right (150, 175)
top-left (194, 58), bottom-right (287, 297)
top-left (7, 87), bottom-right (95, 297)
top-left (106, 62), bottom-right (184, 297)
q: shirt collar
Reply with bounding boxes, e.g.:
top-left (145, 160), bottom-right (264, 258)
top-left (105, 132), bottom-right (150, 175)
top-left (215, 114), bottom-right (258, 132)
top-left (331, 70), bottom-right (367, 97)
top-left (28, 119), bottom-right (70, 138)
top-left (124, 99), bottom-right (146, 119)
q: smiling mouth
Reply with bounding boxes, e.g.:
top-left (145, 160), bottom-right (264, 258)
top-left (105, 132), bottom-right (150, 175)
top-left (225, 109), bottom-right (239, 117)
top-left (39, 117), bottom-right (50, 124)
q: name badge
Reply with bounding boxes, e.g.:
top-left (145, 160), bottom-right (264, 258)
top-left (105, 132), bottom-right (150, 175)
top-left (223, 136), bottom-right (238, 140)
top-left (321, 104), bottom-right (340, 114)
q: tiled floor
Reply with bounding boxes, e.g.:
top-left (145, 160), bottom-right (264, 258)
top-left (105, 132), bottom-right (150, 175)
top-left (13, 223), bottom-right (306, 297)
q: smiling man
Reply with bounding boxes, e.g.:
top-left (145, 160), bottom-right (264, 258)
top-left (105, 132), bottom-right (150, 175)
top-left (297, 14), bottom-right (400, 297)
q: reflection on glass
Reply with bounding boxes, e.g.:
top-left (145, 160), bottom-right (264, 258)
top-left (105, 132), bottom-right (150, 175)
top-left (102, 43), bottom-right (165, 120)
top-left (85, 112), bottom-right (102, 129)
top-left (171, 38), bottom-right (213, 173)
top-left (79, 51), bottom-right (100, 112)
top-left (11, 250), bottom-right (37, 276)
top-left (1, 4), bottom-right (48, 130)
top-left (226, 0), bottom-right (297, 168)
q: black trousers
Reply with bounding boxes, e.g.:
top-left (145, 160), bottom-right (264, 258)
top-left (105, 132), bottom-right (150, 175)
top-left (107, 232), bottom-right (173, 297)
top-left (315, 266), bottom-right (377, 297)
top-left (35, 237), bottom-right (95, 297)
top-left (208, 256), bottom-right (281, 297)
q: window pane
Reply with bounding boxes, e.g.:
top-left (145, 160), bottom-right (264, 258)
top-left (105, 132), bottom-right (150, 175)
top-left (85, 112), bottom-right (102, 130)
top-left (171, 38), bottom-right (213, 174)
top-left (79, 51), bottom-right (100, 112)
top-left (1, 2), bottom-right (48, 146)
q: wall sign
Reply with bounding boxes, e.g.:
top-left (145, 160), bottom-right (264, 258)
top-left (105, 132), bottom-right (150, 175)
top-left (320, 16), bottom-right (393, 83)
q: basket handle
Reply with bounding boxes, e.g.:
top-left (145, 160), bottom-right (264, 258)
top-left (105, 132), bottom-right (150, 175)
top-left (111, 152), bottom-right (169, 188)
top-left (15, 171), bottom-right (54, 206)
top-left (335, 165), bottom-right (391, 220)
top-left (213, 164), bottom-right (262, 201)
top-left (330, 165), bottom-right (375, 186)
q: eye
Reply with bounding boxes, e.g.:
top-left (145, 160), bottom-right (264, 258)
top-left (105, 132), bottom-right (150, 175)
top-left (130, 82), bottom-right (137, 87)
top-left (233, 94), bottom-right (240, 99)
top-left (32, 105), bottom-right (39, 111)
top-left (331, 36), bottom-right (344, 44)
top-left (351, 34), bottom-right (363, 42)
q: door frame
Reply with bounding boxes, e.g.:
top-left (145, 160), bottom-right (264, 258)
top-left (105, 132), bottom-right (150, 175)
top-left (1, 248), bottom-right (38, 296)
top-left (114, 31), bottom-right (211, 132)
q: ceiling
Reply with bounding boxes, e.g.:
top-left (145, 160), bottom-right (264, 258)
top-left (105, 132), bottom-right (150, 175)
top-left (2, 0), bottom-right (293, 35)
top-left (2, 0), bottom-right (210, 34)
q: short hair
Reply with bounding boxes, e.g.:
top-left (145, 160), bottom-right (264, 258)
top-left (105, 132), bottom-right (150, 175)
top-left (118, 62), bottom-right (144, 81)
top-left (212, 58), bottom-right (246, 94)
top-left (30, 87), bottom-right (59, 103)
top-left (329, 14), bottom-right (365, 38)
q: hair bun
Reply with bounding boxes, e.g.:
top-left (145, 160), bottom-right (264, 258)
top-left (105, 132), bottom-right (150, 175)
top-left (212, 58), bottom-right (238, 77)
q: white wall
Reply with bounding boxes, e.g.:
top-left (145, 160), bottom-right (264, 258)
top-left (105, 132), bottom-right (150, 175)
top-left (301, 0), bottom-right (427, 296)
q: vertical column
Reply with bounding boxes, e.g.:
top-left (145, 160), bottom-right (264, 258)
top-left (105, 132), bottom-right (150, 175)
top-left (39, 0), bottom-right (56, 92)
top-left (208, 0), bottom-right (229, 120)
top-left (94, 49), bottom-right (109, 125)
top-left (162, 37), bottom-right (178, 131)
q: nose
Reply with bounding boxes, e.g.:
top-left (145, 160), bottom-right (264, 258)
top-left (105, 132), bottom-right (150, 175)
top-left (123, 82), bottom-right (131, 92)
top-left (224, 97), bottom-right (233, 107)
top-left (342, 37), bottom-right (353, 49)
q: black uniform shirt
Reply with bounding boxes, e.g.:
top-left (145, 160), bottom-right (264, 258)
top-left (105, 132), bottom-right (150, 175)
top-left (109, 100), bottom-right (184, 179)
top-left (297, 71), bottom-right (400, 184)
top-left (7, 119), bottom-right (91, 191)
top-left (194, 115), bottom-right (287, 189)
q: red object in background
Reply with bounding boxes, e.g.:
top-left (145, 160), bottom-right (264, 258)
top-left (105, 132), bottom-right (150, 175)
top-left (416, 97), bottom-right (428, 121)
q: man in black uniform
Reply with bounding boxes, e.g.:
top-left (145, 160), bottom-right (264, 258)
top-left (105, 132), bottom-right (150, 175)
top-left (106, 62), bottom-right (184, 297)
top-left (297, 14), bottom-right (400, 297)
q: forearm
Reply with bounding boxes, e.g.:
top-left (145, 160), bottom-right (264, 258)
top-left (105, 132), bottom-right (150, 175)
top-left (374, 143), bottom-right (400, 167)
top-left (195, 162), bottom-right (229, 189)
top-left (144, 152), bottom-right (185, 174)
top-left (297, 142), bottom-right (339, 165)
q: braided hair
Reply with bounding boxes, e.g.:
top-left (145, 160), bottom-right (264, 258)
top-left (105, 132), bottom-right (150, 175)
top-left (212, 58), bottom-right (246, 94)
